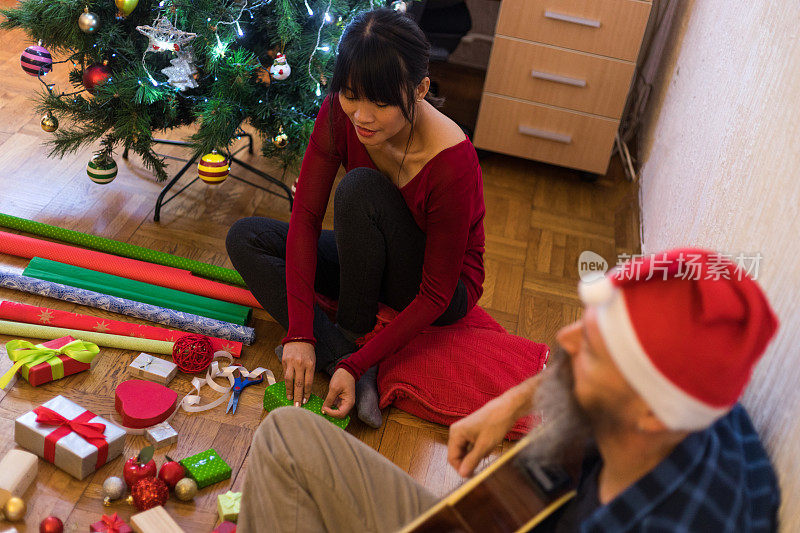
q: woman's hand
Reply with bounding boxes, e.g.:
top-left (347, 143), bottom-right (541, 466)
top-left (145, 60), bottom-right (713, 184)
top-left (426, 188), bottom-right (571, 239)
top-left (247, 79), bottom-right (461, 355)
top-left (322, 368), bottom-right (356, 418)
top-left (282, 341), bottom-right (316, 406)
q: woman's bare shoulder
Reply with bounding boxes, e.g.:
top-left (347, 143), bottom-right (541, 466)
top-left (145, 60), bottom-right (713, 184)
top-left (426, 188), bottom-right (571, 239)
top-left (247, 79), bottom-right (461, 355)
top-left (422, 103), bottom-right (467, 152)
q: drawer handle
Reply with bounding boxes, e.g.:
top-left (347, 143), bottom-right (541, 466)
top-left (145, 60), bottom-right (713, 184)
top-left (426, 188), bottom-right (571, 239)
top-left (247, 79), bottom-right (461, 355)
top-left (518, 125), bottom-right (572, 144)
top-left (530, 69), bottom-right (587, 87)
top-left (544, 10), bottom-right (601, 28)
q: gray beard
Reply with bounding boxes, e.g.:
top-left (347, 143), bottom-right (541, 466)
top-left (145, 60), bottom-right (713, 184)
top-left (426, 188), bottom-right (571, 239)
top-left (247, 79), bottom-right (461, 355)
top-left (520, 347), bottom-right (592, 467)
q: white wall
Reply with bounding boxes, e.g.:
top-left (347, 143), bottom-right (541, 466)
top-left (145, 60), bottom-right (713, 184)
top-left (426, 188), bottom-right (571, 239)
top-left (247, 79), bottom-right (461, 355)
top-left (639, 0), bottom-right (800, 529)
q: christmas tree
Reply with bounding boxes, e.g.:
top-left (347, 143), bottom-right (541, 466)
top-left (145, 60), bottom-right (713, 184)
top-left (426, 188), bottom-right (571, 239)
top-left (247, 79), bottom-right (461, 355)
top-left (2, 0), bottom-right (379, 181)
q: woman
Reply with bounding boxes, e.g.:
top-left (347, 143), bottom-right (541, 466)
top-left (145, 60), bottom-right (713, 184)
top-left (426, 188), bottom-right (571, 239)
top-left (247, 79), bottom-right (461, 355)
top-left (226, 8), bottom-right (486, 427)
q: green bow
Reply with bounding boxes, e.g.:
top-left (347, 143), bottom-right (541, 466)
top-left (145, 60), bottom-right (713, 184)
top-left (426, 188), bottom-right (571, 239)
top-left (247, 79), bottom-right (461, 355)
top-left (0, 339), bottom-right (99, 389)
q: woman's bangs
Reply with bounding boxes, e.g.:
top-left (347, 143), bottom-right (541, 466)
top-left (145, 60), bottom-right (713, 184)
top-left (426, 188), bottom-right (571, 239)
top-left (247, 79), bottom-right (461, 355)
top-left (334, 39), bottom-right (408, 108)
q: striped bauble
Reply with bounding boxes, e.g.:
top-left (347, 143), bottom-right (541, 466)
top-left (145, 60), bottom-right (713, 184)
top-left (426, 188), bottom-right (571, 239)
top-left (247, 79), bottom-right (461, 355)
top-left (198, 152), bottom-right (229, 185)
top-left (86, 157), bottom-right (118, 184)
top-left (20, 44), bottom-right (52, 77)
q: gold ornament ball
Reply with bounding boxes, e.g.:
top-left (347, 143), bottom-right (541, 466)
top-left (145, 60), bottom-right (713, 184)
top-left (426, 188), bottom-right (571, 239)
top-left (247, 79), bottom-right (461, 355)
top-left (174, 478), bottom-right (198, 501)
top-left (114, 0), bottom-right (139, 17)
top-left (273, 132), bottom-right (289, 149)
top-left (41, 112), bottom-right (58, 132)
top-left (2, 496), bottom-right (26, 521)
top-left (78, 10), bottom-right (100, 33)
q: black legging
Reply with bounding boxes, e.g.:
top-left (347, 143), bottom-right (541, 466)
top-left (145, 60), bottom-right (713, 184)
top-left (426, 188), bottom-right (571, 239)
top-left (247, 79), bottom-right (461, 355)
top-left (226, 167), bottom-right (468, 373)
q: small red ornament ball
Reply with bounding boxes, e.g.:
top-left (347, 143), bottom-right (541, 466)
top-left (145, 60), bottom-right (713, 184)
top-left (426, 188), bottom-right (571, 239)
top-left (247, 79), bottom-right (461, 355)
top-left (131, 477), bottom-right (169, 511)
top-left (82, 63), bottom-right (112, 93)
top-left (39, 516), bottom-right (63, 533)
top-left (172, 334), bottom-right (214, 373)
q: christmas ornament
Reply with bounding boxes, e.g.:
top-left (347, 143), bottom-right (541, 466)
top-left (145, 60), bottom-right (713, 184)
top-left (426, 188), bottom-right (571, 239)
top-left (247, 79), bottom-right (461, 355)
top-left (78, 8), bottom-right (100, 34)
top-left (174, 477), bottom-right (198, 501)
top-left (39, 516), bottom-right (63, 533)
top-left (136, 16), bottom-right (197, 53)
top-left (123, 446), bottom-right (157, 489)
top-left (269, 53), bottom-right (291, 81)
top-left (86, 156), bottom-right (118, 184)
top-left (82, 62), bottom-right (112, 93)
top-left (272, 127), bottom-right (289, 149)
top-left (41, 111), bottom-right (58, 132)
top-left (391, 0), bottom-right (408, 13)
top-left (161, 47), bottom-right (198, 91)
top-left (115, 0), bottom-right (139, 17)
top-left (2, 496), bottom-right (26, 521)
top-left (158, 457), bottom-right (185, 489)
top-left (103, 476), bottom-right (126, 505)
top-left (197, 152), bottom-right (230, 186)
top-left (129, 477), bottom-right (169, 511)
top-left (20, 44), bottom-right (52, 76)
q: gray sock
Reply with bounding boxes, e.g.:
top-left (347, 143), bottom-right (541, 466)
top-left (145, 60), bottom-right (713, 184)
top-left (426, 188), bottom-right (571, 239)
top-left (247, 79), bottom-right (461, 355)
top-left (274, 345), bottom-right (283, 362)
top-left (355, 366), bottom-right (382, 428)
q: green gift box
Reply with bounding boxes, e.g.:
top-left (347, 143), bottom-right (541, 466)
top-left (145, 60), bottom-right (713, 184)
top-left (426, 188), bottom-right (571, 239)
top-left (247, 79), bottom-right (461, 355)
top-left (263, 382), bottom-right (350, 430)
top-left (180, 449), bottom-right (231, 488)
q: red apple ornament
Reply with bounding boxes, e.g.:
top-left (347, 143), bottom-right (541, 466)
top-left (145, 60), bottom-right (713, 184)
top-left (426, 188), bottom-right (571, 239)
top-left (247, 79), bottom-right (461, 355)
top-left (39, 516), bottom-right (63, 533)
top-left (158, 456), bottom-right (186, 489)
top-left (123, 445), bottom-right (157, 489)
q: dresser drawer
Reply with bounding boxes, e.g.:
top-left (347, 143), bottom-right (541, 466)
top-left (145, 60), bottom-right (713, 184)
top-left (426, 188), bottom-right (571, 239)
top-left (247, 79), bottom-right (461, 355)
top-left (483, 37), bottom-right (636, 118)
top-left (495, 0), bottom-right (651, 61)
top-left (473, 94), bottom-right (618, 174)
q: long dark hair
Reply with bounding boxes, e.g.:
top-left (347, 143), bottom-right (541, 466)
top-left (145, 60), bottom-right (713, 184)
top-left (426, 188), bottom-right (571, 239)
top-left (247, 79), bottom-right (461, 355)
top-left (327, 8), bottom-right (443, 175)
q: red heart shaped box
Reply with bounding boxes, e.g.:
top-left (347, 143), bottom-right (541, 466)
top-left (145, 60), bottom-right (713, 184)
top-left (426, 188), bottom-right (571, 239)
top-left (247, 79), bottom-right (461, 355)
top-left (115, 379), bottom-right (178, 428)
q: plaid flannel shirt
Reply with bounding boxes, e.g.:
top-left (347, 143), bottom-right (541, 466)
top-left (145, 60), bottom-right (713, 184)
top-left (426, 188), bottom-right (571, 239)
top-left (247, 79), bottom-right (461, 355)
top-left (581, 404), bottom-right (779, 532)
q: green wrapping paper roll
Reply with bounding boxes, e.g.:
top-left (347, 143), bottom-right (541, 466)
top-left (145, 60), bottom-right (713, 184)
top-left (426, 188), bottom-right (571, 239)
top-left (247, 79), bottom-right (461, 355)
top-left (24, 258), bottom-right (251, 326)
top-left (0, 320), bottom-right (175, 354)
top-left (0, 212), bottom-right (246, 286)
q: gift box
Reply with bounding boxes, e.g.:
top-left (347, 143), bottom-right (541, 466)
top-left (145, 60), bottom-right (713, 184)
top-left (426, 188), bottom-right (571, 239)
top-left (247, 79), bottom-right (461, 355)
top-left (179, 449), bottom-right (231, 488)
top-left (90, 512), bottom-right (133, 533)
top-left (263, 382), bottom-right (350, 430)
top-left (129, 353), bottom-right (177, 385)
top-left (0, 336), bottom-right (99, 389)
top-left (213, 522), bottom-right (236, 533)
top-left (217, 491), bottom-right (241, 523)
top-left (145, 422), bottom-right (178, 449)
top-left (14, 395), bottom-right (125, 480)
top-left (130, 506), bottom-right (184, 533)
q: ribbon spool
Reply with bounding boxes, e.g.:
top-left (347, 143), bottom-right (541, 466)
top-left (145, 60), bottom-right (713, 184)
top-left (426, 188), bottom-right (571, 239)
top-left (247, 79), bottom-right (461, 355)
top-left (182, 351), bottom-right (275, 413)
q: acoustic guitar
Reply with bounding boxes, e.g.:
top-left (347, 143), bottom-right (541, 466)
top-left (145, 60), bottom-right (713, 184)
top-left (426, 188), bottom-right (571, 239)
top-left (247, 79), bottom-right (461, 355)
top-left (398, 434), bottom-right (578, 533)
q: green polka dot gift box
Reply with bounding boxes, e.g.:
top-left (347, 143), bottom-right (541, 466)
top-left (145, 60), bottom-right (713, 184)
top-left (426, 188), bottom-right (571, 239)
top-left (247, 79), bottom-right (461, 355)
top-left (263, 382), bottom-right (350, 430)
top-left (180, 449), bottom-right (232, 488)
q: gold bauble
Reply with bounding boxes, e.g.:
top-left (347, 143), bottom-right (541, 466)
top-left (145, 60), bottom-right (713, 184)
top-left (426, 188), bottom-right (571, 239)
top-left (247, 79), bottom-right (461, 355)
top-left (174, 478), bottom-right (198, 501)
top-left (114, 0), bottom-right (139, 17)
top-left (2, 496), bottom-right (26, 521)
top-left (41, 112), bottom-right (58, 132)
top-left (272, 127), bottom-right (289, 149)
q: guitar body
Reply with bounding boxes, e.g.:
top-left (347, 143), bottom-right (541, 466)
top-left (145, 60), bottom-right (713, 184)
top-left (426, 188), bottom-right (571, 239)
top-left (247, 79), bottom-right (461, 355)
top-left (400, 435), bottom-right (578, 533)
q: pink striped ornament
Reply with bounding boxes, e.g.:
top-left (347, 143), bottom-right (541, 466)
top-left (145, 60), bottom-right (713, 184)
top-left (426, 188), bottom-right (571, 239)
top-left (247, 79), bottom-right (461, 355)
top-left (20, 44), bottom-right (52, 76)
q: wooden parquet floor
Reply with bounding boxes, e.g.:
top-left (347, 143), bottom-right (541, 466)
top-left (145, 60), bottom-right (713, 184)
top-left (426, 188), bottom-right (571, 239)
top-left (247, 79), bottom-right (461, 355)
top-left (0, 11), bottom-right (639, 532)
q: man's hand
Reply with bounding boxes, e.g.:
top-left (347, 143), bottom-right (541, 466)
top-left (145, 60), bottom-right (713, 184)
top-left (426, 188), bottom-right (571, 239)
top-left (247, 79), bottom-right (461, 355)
top-left (447, 376), bottom-right (540, 478)
top-left (322, 368), bottom-right (356, 418)
top-left (282, 341), bottom-right (316, 406)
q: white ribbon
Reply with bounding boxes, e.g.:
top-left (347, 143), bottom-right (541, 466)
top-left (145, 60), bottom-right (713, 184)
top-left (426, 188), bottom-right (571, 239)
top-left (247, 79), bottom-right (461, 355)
top-left (181, 351), bottom-right (275, 413)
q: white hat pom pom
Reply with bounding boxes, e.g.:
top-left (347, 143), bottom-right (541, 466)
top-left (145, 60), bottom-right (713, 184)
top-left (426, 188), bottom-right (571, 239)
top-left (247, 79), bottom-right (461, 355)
top-left (578, 275), bottom-right (616, 307)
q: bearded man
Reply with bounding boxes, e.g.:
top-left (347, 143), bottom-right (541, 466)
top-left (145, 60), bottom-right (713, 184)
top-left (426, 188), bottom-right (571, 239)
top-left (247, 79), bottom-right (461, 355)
top-left (238, 248), bottom-right (780, 532)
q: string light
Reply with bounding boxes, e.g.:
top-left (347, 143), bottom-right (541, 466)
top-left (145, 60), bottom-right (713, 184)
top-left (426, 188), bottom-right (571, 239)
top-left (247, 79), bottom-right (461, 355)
top-left (307, 0), bottom-right (332, 95)
top-left (304, 0), bottom-right (314, 16)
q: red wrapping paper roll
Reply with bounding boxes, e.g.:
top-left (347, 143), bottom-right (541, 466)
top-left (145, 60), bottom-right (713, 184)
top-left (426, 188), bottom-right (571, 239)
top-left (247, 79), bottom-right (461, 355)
top-left (0, 230), bottom-right (262, 309)
top-left (0, 301), bottom-right (243, 357)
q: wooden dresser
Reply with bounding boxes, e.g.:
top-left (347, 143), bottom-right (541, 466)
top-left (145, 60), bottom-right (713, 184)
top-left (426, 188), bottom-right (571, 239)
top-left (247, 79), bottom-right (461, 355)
top-left (473, 0), bottom-right (652, 174)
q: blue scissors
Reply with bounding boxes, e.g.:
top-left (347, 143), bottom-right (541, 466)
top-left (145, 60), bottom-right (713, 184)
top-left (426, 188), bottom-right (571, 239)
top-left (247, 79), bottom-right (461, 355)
top-left (226, 374), bottom-right (265, 414)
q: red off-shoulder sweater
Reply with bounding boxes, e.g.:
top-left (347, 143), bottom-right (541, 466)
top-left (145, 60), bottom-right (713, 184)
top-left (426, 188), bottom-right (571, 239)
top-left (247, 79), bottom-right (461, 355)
top-left (285, 93), bottom-right (486, 380)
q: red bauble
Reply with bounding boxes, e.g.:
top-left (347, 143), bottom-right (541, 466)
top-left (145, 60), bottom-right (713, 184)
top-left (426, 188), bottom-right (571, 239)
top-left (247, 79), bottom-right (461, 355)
top-left (82, 63), bottom-right (112, 93)
top-left (131, 477), bottom-right (169, 511)
top-left (172, 334), bottom-right (214, 373)
top-left (39, 516), bottom-right (64, 533)
top-left (158, 458), bottom-right (186, 489)
top-left (123, 455), bottom-right (157, 489)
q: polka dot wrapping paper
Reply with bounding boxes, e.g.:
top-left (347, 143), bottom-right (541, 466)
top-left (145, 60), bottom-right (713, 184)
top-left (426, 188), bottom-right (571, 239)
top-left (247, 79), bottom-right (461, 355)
top-left (179, 449), bottom-right (232, 488)
top-left (263, 382), bottom-right (350, 430)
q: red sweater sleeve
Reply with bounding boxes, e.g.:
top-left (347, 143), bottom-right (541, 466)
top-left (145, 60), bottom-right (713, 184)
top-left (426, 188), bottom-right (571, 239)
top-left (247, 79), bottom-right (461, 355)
top-left (336, 161), bottom-right (481, 380)
top-left (283, 95), bottom-right (342, 345)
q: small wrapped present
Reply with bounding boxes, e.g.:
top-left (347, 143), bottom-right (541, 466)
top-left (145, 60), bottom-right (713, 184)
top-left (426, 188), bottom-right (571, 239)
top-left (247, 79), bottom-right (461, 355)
top-left (130, 506), bottom-right (184, 533)
top-left (179, 449), bottom-right (231, 488)
top-left (213, 522), bottom-right (236, 533)
top-left (14, 395), bottom-right (125, 480)
top-left (263, 382), bottom-right (350, 429)
top-left (90, 512), bottom-right (133, 533)
top-left (0, 449), bottom-right (38, 507)
top-left (145, 422), bottom-right (178, 449)
top-left (0, 336), bottom-right (99, 389)
top-left (217, 491), bottom-right (241, 523)
top-left (129, 353), bottom-right (177, 385)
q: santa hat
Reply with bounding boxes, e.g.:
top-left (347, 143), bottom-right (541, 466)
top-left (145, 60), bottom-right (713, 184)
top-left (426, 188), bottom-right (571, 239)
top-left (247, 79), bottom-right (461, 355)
top-left (578, 248), bottom-right (778, 431)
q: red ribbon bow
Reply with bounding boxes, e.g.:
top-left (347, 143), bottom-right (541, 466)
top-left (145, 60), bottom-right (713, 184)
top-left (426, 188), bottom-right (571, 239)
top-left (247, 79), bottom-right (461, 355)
top-left (34, 405), bottom-right (109, 469)
top-left (101, 513), bottom-right (127, 533)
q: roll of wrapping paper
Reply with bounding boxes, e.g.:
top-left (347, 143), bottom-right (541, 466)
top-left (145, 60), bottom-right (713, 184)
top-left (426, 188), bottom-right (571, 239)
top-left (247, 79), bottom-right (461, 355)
top-left (24, 257), bottom-right (251, 326)
top-left (0, 270), bottom-right (256, 345)
top-left (0, 230), bottom-right (261, 308)
top-left (0, 301), bottom-right (243, 357)
top-left (0, 213), bottom-right (246, 286)
top-left (0, 320), bottom-right (175, 354)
